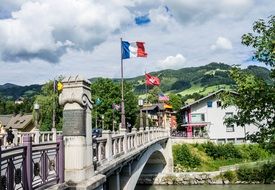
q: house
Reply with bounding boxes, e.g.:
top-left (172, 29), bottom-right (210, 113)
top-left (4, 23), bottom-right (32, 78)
top-left (0, 114), bottom-right (13, 133)
top-left (141, 103), bottom-right (176, 129)
top-left (0, 113), bottom-right (35, 133)
top-left (14, 97), bottom-right (25, 105)
top-left (179, 89), bottom-right (259, 144)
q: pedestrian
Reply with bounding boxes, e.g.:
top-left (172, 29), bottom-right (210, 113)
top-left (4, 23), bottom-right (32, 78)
top-left (7, 127), bottom-right (14, 145)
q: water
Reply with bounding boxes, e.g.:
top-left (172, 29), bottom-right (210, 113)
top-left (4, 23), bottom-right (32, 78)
top-left (135, 184), bottom-right (275, 190)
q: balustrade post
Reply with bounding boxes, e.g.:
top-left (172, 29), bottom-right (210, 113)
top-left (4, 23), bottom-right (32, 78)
top-left (102, 130), bottom-right (113, 161)
top-left (139, 127), bottom-right (143, 144)
top-left (120, 128), bottom-right (128, 153)
top-left (23, 135), bottom-right (33, 190)
top-left (57, 135), bottom-right (64, 183)
top-left (52, 127), bottom-right (57, 142)
top-left (145, 127), bottom-right (149, 143)
top-left (12, 129), bottom-right (18, 146)
top-left (132, 128), bottom-right (137, 148)
top-left (3, 133), bottom-right (7, 146)
top-left (34, 129), bottom-right (40, 144)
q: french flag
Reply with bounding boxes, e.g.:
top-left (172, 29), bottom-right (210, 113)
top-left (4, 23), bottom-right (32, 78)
top-left (121, 41), bottom-right (147, 59)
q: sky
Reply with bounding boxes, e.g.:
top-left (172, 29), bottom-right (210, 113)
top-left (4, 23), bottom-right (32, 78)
top-left (0, 0), bottom-right (274, 85)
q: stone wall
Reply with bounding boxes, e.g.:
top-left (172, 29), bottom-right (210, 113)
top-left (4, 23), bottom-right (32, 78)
top-left (138, 172), bottom-right (226, 185)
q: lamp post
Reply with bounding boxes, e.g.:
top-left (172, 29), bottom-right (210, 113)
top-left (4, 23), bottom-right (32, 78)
top-left (138, 99), bottom-right (144, 130)
top-left (34, 103), bottom-right (40, 129)
top-left (101, 115), bottom-right (105, 130)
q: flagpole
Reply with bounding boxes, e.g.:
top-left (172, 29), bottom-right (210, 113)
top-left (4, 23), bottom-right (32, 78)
top-left (120, 37), bottom-right (126, 130)
top-left (52, 79), bottom-right (56, 129)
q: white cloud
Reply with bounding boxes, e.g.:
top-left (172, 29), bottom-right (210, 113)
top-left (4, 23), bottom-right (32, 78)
top-left (211, 37), bottom-right (233, 50)
top-left (166, 0), bottom-right (253, 24)
top-left (0, 0), bottom-right (131, 62)
top-left (157, 54), bottom-right (186, 69)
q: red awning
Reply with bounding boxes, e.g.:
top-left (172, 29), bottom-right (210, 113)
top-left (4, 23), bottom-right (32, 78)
top-left (181, 122), bottom-right (210, 127)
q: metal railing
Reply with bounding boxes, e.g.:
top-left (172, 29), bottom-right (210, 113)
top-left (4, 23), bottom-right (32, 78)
top-left (0, 135), bottom-right (64, 190)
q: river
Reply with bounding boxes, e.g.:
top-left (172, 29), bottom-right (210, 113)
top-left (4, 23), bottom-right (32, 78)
top-left (135, 184), bottom-right (275, 190)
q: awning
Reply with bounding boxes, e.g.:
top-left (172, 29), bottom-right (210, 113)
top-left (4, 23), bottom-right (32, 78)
top-left (181, 122), bottom-right (210, 127)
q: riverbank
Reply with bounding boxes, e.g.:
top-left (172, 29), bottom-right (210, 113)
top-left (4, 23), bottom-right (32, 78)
top-left (138, 171), bottom-right (275, 185)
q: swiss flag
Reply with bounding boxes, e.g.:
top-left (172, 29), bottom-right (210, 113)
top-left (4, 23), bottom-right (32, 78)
top-left (145, 73), bottom-right (160, 86)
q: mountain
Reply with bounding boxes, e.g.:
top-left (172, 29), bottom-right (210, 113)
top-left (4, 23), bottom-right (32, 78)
top-left (0, 63), bottom-right (272, 100)
top-left (0, 83), bottom-right (41, 100)
top-left (125, 62), bottom-right (272, 95)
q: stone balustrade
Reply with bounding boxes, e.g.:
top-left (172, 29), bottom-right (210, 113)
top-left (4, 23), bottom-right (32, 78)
top-left (94, 127), bottom-right (169, 170)
top-left (0, 128), bottom-right (63, 146)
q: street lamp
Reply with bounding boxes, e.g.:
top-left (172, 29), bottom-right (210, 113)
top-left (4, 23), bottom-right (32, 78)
top-left (101, 115), bottom-right (105, 130)
top-left (34, 103), bottom-right (40, 129)
top-left (138, 99), bottom-right (144, 130)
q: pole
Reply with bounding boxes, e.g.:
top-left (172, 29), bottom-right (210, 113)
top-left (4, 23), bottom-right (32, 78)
top-left (95, 108), bottom-right (98, 129)
top-left (120, 38), bottom-right (126, 130)
top-left (53, 79), bottom-right (56, 128)
top-left (144, 71), bottom-right (149, 128)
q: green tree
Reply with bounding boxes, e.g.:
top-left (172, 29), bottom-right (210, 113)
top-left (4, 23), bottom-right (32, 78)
top-left (147, 86), bottom-right (161, 103)
top-left (91, 78), bottom-right (138, 130)
top-left (222, 16), bottom-right (275, 151)
top-left (35, 80), bottom-right (63, 131)
top-left (168, 93), bottom-right (182, 111)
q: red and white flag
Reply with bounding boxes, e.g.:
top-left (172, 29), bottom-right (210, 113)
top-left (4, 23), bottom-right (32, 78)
top-left (145, 73), bottom-right (160, 86)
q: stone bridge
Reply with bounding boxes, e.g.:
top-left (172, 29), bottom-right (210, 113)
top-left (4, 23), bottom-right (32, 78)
top-left (0, 76), bottom-right (173, 190)
top-left (53, 76), bottom-right (173, 190)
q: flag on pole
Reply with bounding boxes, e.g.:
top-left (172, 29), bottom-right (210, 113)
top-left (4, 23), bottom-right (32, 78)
top-left (121, 41), bottom-right (147, 59)
top-left (57, 81), bottom-right (63, 91)
top-left (145, 73), bottom-right (160, 86)
top-left (158, 93), bottom-right (169, 101)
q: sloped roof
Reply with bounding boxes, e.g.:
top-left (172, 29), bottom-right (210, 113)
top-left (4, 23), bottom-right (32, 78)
top-left (0, 115), bottom-right (13, 126)
top-left (6, 114), bottom-right (33, 129)
top-left (180, 89), bottom-right (237, 110)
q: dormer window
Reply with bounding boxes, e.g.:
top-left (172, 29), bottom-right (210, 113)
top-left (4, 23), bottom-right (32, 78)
top-left (217, 101), bottom-right (222, 107)
top-left (207, 101), bottom-right (213, 108)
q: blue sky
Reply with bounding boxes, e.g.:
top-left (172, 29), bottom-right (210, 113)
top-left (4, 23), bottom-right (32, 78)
top-left (0, 0), bottom-right (274, 85)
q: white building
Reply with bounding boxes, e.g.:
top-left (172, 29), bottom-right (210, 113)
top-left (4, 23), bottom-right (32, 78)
top-left (179, 90), bottom-right (259, 143)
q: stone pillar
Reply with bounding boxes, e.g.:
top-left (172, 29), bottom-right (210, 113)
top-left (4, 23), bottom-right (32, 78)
top-left (120, 128), bottom-right (128, 153)
top-left (108, 171), bottom-right (120, 190)
top-left (132, 128), bottom-right (137, 148)
top-left (59, 76), bottom-right (93, 183)
top-left (102, 130), bottom-right (113, 161)
top-left (34, 129), bottom-right (40, 144)
top-left (52, 127), bottom-right (57, 142)
top-left (12, 129), bottom-right (18, 145)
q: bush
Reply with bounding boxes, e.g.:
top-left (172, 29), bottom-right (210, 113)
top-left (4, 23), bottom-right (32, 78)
top-left (222, 170), bottom-right (237, 183)
top-left (173, 144), bottom-right (201, 170)
top-left (236, 161), bottom-right (275, 183)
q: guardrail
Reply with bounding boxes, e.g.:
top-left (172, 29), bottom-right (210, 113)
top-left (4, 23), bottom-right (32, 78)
top-left (0, 129), bottom-right (63, 146)
top-left (0, 135), bottom-right (64, 190)
top-left (93, 127), bottom-right (169, 169)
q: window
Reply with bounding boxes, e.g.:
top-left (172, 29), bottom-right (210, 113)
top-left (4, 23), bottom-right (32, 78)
top-left (191, 113), bottom-right (205, 122)
top-left (217, 101), bottom-right (222, 107)
top-left (225, 112), bottom-right (233, 119)
top-left (207, 101), bottom-right (213, 108)
top-left (226, 124), bottom-right (234, 132)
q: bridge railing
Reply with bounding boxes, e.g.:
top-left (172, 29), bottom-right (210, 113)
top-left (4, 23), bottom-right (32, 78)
top-left (0, 135), bottom-right (64, 190)
top-left (0, 129), bottom-right (63, 147)
top-left (94, 127), bottom-right (169, 169)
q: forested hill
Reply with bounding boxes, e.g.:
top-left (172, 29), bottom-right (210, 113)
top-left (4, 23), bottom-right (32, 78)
top-left (126, 62), bottom-right (272, 94)
top-left (0, 63), bottom-right (271, 99)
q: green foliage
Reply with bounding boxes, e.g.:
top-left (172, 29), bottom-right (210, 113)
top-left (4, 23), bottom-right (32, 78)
top-left (147, 86), bottom-right (161, 104)
top-left (173, 144), bottom-right (201, 170)
top-left (91, 78), bottom-right (138, 130)
top-left (202, 142), bottom-right (242, 160)
top-left (35, 80), bottom-right (63, 131)
top-left (221, 16), bottom-right (275, 151)
top-left (221, 170), bottom-right (237, 183)
top-left (236, 161), bottom-right (275, 183)
top-left (174, 143), bottom-right (272, 172)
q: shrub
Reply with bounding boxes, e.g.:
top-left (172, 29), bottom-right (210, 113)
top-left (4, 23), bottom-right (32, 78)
top-left (222, 170), bottom-right (237, 183)
top-left (173, 144), bottom-right (201, 169)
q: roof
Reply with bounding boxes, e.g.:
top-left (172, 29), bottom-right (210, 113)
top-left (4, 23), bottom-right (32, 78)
top-left (180, 89), bottom-right (237, 110)
top-left (0, 115), bottom-right (13, 126)
top-left (6, 114), bottom-right (33, 129)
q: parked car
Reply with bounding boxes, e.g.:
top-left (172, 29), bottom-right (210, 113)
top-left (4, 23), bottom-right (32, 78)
top-left (92, 128), bottom-right (102, 138)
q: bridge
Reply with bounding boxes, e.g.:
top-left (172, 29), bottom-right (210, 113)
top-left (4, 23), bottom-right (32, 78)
top-left (0, 76), bottom-right (173, 190)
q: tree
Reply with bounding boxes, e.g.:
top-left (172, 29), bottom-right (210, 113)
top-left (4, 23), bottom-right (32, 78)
top-left (222, 16), bottom-right (275, 151)
top-left (147, 86), bottom-right (161, 103)
top-left (168, 93), bottom-right (182, 111)
top-left (35, 80), bottom-right (63, 131)
top-left (91, 78), bottom-right (138, 130)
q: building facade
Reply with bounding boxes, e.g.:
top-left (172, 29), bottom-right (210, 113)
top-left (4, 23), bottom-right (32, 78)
top-left (179, 90), bottom-right (259, 143)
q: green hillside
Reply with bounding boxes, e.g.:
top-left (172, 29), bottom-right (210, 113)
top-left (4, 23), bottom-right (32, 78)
top-left (0, 63), bottom-right (271, 100)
